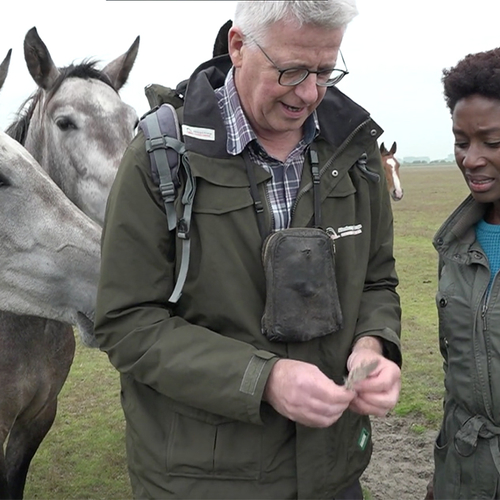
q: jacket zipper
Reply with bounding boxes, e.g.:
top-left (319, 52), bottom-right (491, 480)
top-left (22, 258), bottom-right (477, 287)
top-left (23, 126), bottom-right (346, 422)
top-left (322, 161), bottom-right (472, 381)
top-left (480, 255), bottom-right (496, 332)
top-left (481, 302), bottom-right (488, 331)
top-left (291, 118), bottom-right (372, 220)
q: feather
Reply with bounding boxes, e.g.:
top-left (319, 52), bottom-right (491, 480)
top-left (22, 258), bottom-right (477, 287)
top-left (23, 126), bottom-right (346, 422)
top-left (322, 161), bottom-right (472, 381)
top-left (344, 359), bottom-right (379, 390)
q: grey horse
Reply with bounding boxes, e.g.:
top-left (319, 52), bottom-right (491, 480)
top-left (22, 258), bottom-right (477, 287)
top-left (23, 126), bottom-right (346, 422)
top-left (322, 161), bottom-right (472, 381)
top-left (0, 130), bottom-right (102, 499)
top-left (0, 30), bottom-right (138, 498)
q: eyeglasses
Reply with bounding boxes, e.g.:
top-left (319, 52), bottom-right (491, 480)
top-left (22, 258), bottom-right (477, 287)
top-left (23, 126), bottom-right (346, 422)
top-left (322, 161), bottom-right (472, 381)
top-left (250, 39), bottom-right (348, 87)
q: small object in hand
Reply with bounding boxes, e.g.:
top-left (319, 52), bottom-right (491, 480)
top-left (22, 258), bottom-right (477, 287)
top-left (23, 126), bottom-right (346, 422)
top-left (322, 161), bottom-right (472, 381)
top-left (344, 359), bottom-right (379, 390)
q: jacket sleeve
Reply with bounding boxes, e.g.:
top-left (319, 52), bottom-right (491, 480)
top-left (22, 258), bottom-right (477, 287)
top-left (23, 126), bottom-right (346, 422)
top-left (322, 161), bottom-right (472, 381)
top-left (352, 140), bottom-right (402, 366)
top-left (94, 132), bottom-right (278, 425)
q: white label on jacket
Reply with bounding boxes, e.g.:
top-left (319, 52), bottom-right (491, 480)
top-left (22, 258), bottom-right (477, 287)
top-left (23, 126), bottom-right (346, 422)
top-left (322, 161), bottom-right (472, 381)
top-left (338, 224), bottom-right (362, 237)
top-left (182, 124), bottom-right (215, 141)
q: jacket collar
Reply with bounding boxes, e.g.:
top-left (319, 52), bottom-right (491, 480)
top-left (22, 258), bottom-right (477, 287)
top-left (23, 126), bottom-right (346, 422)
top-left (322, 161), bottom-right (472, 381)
top-left (433, 195), bottom-right (488, 254)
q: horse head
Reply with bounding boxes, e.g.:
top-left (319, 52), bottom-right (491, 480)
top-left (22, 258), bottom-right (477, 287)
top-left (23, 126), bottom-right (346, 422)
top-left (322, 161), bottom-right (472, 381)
top-left (380, 141), bottom-right (404, 202)
top-left (8, 27), bottom-right (140, 226)
top-left (0, 131), bottom-right (101, 346)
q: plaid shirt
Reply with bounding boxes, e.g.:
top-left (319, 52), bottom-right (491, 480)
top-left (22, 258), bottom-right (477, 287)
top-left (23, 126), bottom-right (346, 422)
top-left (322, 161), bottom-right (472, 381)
top-left (215, 69), bottom-right (319, 231)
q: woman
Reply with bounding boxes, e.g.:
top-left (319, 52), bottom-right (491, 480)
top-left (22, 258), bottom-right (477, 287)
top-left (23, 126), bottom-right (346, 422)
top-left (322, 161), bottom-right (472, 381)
top-left (431, 47), bottom-right (500, 499)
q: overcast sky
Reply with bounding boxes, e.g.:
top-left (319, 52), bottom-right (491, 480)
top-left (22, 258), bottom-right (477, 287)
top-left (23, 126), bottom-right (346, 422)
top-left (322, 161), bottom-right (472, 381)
top-left (1, 0), bottom-right (499, 161)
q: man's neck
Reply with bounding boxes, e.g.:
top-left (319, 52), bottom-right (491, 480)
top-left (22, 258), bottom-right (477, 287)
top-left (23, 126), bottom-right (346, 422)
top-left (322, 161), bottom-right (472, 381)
top-left (256, 130), bottom-right (303, 163)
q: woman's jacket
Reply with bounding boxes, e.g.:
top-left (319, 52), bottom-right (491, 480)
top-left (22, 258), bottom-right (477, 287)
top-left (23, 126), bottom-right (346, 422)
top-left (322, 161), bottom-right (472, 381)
top-left (433, 195), bottom-right (500, 499)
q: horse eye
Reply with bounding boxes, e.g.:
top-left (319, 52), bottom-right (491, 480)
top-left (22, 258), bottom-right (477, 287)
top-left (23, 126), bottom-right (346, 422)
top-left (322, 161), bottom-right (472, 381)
top-left (0, 173), bottom-right (10, 187)
top-left (56, 117), bottom-right (77, 131)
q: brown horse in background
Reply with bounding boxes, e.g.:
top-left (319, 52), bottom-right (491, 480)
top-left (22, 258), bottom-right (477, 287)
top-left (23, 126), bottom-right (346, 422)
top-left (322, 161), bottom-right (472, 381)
top-left (380, 141), bottom-right (404, 201)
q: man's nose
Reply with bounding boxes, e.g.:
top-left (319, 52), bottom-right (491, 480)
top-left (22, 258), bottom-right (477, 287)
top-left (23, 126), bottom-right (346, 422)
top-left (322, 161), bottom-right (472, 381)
top-left (294, 73), bottom-right (320, 103)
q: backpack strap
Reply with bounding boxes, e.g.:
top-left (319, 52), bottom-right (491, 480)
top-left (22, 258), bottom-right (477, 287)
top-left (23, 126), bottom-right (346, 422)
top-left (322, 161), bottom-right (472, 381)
top-left (138, 103), bottom-right (196, 304)
top-left (141, 104), bottom-right (184, 231)
top-left (170, 154), bottom-right (196, 304)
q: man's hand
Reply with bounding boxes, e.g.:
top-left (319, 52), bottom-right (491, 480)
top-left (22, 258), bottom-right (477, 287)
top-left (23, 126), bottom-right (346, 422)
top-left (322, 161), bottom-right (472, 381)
top-left (347, 337), bottom-right (401, 416)
top-left (264, 359), bottom-right (355, 427)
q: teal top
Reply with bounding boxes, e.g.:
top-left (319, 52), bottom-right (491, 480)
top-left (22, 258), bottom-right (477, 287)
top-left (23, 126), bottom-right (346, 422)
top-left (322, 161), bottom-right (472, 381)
top-left (476, 218), bottom-right (500, 292)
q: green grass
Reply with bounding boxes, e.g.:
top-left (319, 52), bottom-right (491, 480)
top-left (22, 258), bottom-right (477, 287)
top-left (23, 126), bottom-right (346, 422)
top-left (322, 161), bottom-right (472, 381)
top-left (392, 165), bottom-right (469, 427)
top-left (22, 164), bottom-right (470, 498)
top-left (24, 346), bottom-right (131, 500)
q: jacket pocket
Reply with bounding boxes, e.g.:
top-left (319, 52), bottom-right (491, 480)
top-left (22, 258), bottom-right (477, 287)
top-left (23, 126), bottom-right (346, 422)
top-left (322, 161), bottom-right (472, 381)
top-left (193, 182), bottom-right (254, 215)
top-left (433, 426), bottom-right (461, 499)
top-left (166, 402), bottom-right (261, 480)
top-left (324, 412), bottom-right (372, 493)
top-left (434, 405), bottom-right (500, 499)
top-left (325, 172), bottom-right (357, 199)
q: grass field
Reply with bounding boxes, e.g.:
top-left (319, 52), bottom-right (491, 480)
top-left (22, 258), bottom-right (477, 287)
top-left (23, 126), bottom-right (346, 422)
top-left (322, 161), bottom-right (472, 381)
top-left (391, 165), bottom-right (469, 427)
top-left (22, 164), bottom-right (470, 499)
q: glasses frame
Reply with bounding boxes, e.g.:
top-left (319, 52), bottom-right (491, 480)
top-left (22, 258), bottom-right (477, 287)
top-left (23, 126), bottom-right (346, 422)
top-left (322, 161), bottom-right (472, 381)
top-left (250, 39), bottom-right (348, 87)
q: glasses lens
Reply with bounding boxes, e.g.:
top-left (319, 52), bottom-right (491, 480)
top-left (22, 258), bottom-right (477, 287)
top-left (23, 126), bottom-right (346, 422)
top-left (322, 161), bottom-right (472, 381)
top-left (316, 69), bottom-right (334, 85)
top-left (319, 70), bottom-right (347, 87)
top-left (279, 68), bottom-right (309, 86)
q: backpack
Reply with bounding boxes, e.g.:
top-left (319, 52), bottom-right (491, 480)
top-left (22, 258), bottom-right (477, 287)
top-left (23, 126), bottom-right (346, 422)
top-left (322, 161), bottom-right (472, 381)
top-left (138, 83), bottom-right (195, 304)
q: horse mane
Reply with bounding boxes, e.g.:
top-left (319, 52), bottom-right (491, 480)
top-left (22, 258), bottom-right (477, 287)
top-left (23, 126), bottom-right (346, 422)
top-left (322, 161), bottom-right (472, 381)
top-left (5, 60), bottom-right (115, 145)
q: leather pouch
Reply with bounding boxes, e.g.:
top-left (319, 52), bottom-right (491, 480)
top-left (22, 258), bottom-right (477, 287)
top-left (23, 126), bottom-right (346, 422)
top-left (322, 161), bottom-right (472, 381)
top-left (261, 227), bottom-right (343, 342)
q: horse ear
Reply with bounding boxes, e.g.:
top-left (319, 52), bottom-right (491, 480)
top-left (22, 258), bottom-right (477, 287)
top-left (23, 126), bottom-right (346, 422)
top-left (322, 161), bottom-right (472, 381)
top-left (0, 49), bottom-right (12, 91)
top-left (390, 141), bottom-right (397, 154)
top-left (102, 36), bottom-right (140, 91)
top-left (213, 20), bottom-right (233, 57)
top-left (380, 142), bottom-right (387, 155)
top-left (24, 27), bottom-right (61, 90)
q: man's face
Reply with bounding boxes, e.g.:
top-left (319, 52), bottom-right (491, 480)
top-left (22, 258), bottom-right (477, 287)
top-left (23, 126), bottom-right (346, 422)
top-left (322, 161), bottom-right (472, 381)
top-left (229, 20), bottom-right (345, 144)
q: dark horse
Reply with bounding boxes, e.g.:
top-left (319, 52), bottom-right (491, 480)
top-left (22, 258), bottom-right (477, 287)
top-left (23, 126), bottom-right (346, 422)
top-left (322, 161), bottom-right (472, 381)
top-left (0, 28), bottom-right (139, 499)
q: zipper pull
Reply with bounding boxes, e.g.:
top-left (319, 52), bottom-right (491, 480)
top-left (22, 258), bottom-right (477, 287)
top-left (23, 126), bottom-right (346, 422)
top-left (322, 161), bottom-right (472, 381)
top-left (325, 227), bottom-right (339, 253)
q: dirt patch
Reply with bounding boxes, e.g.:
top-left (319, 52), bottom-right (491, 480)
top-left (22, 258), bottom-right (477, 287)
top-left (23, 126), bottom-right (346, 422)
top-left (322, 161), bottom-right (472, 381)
top-left (360, 415), bottom-right (437, 500)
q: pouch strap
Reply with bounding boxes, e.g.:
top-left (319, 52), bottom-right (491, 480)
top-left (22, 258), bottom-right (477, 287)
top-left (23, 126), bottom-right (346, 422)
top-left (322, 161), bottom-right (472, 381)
top-left (309, 144), bottom-right (322, 229)
top-left (243, 149), bottom-right (268, 242)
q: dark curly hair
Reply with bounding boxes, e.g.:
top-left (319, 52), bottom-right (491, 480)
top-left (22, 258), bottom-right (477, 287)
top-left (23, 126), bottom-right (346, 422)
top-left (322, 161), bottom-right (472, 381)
top-left (442, 47), bottom-right (500, 112)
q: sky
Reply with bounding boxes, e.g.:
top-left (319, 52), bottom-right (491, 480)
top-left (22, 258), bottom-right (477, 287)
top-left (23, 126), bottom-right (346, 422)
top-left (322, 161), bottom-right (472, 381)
top-left (0, 0), bottom-right (499, 161)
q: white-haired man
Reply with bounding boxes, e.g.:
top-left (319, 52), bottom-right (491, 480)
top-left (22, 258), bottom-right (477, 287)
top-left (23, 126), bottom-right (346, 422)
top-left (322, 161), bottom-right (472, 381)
top-left (95, 1), bottom-right (402, 498)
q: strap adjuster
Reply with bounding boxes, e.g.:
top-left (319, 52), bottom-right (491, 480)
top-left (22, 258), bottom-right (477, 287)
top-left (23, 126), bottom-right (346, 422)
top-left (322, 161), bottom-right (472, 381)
top-left (159, 181), bottom-right (175, 202)
top-left (146, 135), bottom-right (168, 153)
top-left (177, 219), bottom-right (189, 240)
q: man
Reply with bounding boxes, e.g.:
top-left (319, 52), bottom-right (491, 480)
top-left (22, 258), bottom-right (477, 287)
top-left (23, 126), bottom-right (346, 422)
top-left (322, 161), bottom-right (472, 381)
top-left (95, 1), bottom-right (402, 499)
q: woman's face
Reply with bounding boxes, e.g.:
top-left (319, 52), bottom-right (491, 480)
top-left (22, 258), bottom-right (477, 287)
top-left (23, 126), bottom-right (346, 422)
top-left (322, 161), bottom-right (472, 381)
top-left (453, 94), bottom-right (500, 213)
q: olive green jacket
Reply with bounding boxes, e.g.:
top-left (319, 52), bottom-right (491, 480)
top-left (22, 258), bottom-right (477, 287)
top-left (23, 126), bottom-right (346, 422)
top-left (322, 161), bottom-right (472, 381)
top-left (95, 56), bottom-right (402, 499)
top-left (433, 196), bottom-right (500, 499)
